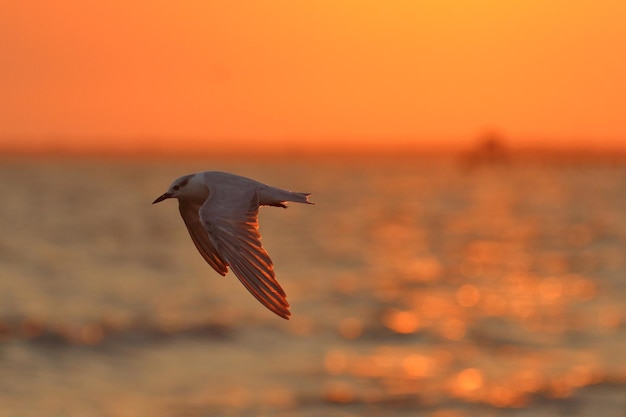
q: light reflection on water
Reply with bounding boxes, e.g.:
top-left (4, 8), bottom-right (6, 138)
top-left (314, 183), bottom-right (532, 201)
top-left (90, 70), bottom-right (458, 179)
top-left (0, 155), bottom-right (625, 416)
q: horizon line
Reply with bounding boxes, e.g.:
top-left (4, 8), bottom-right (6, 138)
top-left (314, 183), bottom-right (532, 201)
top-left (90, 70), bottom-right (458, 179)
top-left (2, 143), bottom-right (626, 161)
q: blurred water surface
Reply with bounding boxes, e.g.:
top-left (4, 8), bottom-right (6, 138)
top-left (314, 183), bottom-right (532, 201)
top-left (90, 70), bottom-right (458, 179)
top-left (0, 155), bottom-right (625, 417)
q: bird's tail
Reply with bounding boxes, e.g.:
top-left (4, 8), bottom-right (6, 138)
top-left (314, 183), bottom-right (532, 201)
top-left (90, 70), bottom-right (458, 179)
top-left (260, 187), bottom-right (314, 207)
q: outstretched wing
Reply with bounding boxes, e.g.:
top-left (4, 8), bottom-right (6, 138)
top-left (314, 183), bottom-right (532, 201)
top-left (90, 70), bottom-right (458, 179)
top-left (199, 185), bottom-right (290, 319)
top-left (179, 201), bottom-right (228, 275)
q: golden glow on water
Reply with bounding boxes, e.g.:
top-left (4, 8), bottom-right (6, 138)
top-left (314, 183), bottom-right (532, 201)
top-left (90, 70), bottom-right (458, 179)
top-left (455, 284), bottom-right (481, 307)
top-left (539, 276), bottom-right (563, 300)
top-left (452, 368), bottom-right (484, 399)
top-left (338, 317), bottom-right (364, 339)
top-left (598, 306), bottom-right (622, 329)
top-left (402, 354), bottom-right (436, 378)
top-left (324, 382), bottom-right (356, 404)
top-left (324, 350), bottom-right (349, 375)
top-left (1, 158), bottom-right (625, 416)
top-left (311, 160), bottom-right (626, 412)
top-left (320, 343), bottom-right (614, 409)
top-left (441, 318), bottom-right (466, 341)
top-left (404, 256), bottom-right (443, 283)
top-left (383, 309), bottom-right (421, 334)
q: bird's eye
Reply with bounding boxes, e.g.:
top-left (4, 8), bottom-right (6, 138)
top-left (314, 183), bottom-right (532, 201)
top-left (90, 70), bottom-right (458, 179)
top-left (173, 185), bottom-right (180, 191)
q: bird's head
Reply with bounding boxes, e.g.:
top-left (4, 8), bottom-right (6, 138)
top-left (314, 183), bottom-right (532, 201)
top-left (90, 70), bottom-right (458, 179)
top-left (152, 173), bottom-right (203, 204)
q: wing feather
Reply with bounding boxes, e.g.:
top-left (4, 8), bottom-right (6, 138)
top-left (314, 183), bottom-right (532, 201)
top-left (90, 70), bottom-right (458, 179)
top-left (178, 201), bottom-right (228, 275)
top-left (199, 187), bottom-right (291, 319)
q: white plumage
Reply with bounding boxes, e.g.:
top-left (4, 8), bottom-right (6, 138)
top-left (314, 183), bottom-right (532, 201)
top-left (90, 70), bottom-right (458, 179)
top-left (153, 171), bottom-right (313, 319)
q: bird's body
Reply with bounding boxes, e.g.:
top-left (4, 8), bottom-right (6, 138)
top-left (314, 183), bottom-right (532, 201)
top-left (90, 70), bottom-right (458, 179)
top-left (153, 171), bottom-right (312, 319)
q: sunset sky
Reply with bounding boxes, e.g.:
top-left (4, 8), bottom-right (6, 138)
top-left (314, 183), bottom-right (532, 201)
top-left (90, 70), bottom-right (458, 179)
top-left (1, 1), bottom-right (625, 153)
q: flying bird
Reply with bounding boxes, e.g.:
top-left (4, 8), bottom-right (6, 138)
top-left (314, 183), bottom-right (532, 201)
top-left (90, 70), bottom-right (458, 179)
top-left (153, 171), bottom-right (313, 319)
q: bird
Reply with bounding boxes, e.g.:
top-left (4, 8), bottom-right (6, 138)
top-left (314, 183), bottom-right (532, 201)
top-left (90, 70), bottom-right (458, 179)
top-left (152, 171), bottom-right (313, 319)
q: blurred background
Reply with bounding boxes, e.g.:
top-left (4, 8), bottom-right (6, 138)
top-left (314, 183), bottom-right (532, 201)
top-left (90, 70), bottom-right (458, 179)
top-left (1, 2), bottom-right (625, 416)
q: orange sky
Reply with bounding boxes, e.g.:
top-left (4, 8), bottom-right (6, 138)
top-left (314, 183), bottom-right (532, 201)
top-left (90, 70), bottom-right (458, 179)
top-left (1, 1), bottom-right (625, 153)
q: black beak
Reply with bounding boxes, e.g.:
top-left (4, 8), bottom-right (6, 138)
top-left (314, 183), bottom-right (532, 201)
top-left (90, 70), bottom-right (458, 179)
top-left (152, 193), bottom-right (172, 204)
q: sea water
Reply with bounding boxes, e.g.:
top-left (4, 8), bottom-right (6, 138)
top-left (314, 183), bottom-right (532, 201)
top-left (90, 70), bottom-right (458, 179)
top-left (0, 155), bottom-right (624, 417)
